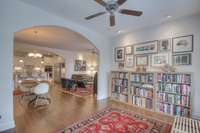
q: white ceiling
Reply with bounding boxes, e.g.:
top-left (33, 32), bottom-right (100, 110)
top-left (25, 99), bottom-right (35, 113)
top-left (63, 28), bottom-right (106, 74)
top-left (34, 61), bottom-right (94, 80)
top-left (14, 25), bottom-right (96, 51)
top-left (20, 0), bottom-right (200, 37)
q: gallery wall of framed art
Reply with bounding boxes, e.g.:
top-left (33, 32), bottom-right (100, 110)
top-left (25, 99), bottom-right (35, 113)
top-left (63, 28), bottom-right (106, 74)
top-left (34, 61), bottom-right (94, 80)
top-left (114, 34), bottom-right (193, 69)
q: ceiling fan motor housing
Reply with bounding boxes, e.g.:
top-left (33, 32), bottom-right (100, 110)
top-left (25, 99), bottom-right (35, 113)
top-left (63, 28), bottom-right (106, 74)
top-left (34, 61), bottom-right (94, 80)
top-left (106, 1), bottom-right (119, 13)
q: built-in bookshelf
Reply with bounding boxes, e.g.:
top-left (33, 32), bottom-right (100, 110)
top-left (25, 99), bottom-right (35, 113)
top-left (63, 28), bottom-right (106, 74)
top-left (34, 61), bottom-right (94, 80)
top-left (130, 73), bottom-right (155, 110)
top-left (109, 71), bottom-right (192, 117)
top-left (110, 71), bottom-right (129, 102)
top-left (156, 73), bottom-right (192, 117)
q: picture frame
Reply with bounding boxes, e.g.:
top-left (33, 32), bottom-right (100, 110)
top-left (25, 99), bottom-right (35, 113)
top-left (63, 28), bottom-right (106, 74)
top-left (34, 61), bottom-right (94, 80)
top-left (136, 56), bottom-right (148, 66)
top-left (74, 60), bottom-right (87, 71)
top-left (173, 53), bottom-right (192, 66)
top-left (134, 41), bottom-right (158, 55)
top-left (151, 53), bottom-right (169, 67)
top-left (172, 35), bottom-right (193, 53)
top-left (125, 55), bottom-right (134, 67)
top-left (158, 39), bottom-right (171, 52)
top-left (115, 47), bottom-right (125, 62)
top-left (118, 62), bottom-right (125, 69)
top-left (125, 45), bottom-right (133, 55)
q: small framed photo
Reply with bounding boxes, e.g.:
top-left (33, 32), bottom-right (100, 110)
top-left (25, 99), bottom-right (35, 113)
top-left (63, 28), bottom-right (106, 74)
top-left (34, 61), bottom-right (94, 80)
top-left (118, 62), bottom-right (125, 69)
top-left (172, 35), bottom-right (193, 53)
top-left (125, 55), bottom-right (134, 67)
top-left (125, 45), bottom-right (133, 55)
top-left (158, 39), bottom-right (171, 52)
top-left (173, 53), bottom-right (192, 66)
top-left (136, 56), bottom-right (148, 66)
top-left (151, 53), bottom-right (169, 67)
top-left (115, 47), bottom-right (125, 62)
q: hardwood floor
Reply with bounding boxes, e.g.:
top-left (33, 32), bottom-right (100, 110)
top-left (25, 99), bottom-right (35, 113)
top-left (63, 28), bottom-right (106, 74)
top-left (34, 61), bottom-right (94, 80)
top-left (13, 83), bottom-right (173, 133)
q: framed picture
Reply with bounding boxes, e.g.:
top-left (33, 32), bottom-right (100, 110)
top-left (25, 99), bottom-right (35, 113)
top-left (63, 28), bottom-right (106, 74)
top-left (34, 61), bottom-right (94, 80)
top-left (173, 54), bottom-right (192, 66)
top-left (134, 41), bottom-right (158, 55)
top-left (125, 55), bottom-right (134, 67)
top-left (158, 39), bottom-right (171, 52)
top-left (118, 62), bottom-right (125, 69)
top-left (115, 47), bottom-right (125, 62)
top-left (136, 56), bottom-right (148, 66)
top-left (172, 35), bottom-right (193, 53)
top-left (151, 53), bottom-right (169, 67)
top-left (74, 60), bottom-right (87, 71)
top-left (125, 45), bottom-right (133, 55)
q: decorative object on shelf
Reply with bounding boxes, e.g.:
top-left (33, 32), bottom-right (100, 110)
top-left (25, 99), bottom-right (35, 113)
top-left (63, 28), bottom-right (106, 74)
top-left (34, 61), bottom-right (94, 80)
top-left (74, 60), bottom-right (87, 71)
top-left (134, 41), bottom-right (158, 55)
top-left (173, 53), bottom-right (192, 66)
top-left (136, 56), bottom-right (148, 66)
top-left (151, 53), bottom-right (169, 67)
top-left (115, 47), bottom-right (125, 62)
top-left (125, 55), bottom-right (134, 67)
top-left (118, 62), bottom-right (125, 69)
top-left (161, 64), bottom-right (176, 73)
top-left (158, 39), bottom-right (171, 52)
top-left (125, 45), bottom-right (133, 55)
top-left (172, 35), bottom-right (193, 53)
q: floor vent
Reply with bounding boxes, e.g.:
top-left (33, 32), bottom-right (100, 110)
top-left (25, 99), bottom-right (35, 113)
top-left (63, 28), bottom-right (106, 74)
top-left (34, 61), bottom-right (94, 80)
top-left (171, 116), bottom-right (200, 133)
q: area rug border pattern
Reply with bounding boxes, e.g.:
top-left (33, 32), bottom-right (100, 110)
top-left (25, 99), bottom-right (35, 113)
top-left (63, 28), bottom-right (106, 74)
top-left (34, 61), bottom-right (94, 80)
top-left (54, 107), bottom-right (172, 133)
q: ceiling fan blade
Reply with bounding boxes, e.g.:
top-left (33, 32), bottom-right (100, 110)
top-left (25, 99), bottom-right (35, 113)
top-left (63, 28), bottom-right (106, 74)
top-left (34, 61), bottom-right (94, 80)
top-left (94, 0), bottom-right (107, 7)
top-left (119, 9), bottom-right (143, 16)
top-left (110, 15), bottom-right (115, 27)
top-left (117, 0), bottom-right (127, 6)
top-left (85, 12), bottom-right (106, 20)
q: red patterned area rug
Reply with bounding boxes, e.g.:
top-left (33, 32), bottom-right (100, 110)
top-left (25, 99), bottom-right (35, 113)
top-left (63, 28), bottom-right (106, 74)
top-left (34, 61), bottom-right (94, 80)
top-left (55, 108), bottom-right (172, 133)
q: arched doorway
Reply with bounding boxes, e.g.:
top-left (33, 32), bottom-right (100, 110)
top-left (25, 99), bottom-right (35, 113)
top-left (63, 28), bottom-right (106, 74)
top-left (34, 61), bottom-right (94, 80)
top-left (14, 25), bottom-right (99, 96)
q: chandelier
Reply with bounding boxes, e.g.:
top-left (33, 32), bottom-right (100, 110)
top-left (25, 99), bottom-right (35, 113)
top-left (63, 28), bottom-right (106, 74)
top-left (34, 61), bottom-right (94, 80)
top-left (28, 52), bottom-right (43, 58)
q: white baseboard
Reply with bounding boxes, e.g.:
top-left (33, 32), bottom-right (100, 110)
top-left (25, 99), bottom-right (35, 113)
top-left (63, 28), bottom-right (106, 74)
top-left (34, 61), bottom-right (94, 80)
top-left (0, 121), bottom-right (15, 132)
top-left (192, 113), bottom-right (200, 120)
top-left (97, 95), bottom-right (108, 100)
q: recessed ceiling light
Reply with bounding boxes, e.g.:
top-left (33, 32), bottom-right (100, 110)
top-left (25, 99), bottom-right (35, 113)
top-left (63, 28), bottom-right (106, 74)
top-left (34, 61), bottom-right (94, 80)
top-left (167, 15), bottom-right (172, 19)
top-left (19, 60), bottom-right (24, 63)
top-left (117, 30), bottom-right (121, 34)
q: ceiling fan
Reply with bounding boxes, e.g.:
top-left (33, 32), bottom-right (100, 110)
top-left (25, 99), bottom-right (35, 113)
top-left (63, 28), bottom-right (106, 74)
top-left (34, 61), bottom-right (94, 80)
top-left (85, 0), bottom-right (143, 27)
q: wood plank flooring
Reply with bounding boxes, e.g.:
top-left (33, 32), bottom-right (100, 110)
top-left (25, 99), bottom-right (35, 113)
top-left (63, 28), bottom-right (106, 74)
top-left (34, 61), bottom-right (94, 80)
top-left (13, 83), bottom-right (173, 133)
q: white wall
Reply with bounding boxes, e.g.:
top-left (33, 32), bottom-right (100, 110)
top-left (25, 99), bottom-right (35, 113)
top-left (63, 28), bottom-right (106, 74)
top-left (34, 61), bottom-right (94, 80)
top-left (0, 0), bottom-right (111, 131)
top-left (111, 14), bottom-right (200, 118)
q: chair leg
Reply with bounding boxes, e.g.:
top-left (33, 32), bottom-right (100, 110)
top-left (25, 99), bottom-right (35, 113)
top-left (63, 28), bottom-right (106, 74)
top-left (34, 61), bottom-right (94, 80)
top-left (28, 95), bottom-right (38, 108)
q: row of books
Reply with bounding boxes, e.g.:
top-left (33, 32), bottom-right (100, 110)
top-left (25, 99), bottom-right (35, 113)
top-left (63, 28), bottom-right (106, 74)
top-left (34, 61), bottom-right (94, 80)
top-left (157, 93), bottom-right (190, 107)
top-left (131, 87), bottom-right (153, 99)
top-left (132, 96), bottom-right (153, 109)
top-left (157, 73), bottom-right (191, 84)
top-left (112, 72), bottom-right (129, 79)
top-left (112, 79), bottom-right (128, 95)
top-left (130, 73), bottom-right (154, 83)
top-left (157, 103), bottom-right (190, 116)
top-left (158, 83), bottom-right (191, 96)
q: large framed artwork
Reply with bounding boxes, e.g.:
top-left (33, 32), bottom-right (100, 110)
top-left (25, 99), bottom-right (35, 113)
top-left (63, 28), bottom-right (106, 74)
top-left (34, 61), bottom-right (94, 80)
top-left (125, 55), bottom-right (134, 67)
top-left (172, 35), bottom-right (193, 53)
top-left (134, 41), bottom-right (158, 55)
top-left (173, 53), bottom-right (192, 66)
top-left (74, 60), bottom-right (87, 71)
top-left (151, 53), bottom-right (169, 67)
top-left (115, 47), bottom-right (125, 62)
top-left (158, 39), bottom-right (171, 52)
top-left (136, 56), bottom-right (148, 66)
top-left (125, 45), bottom-right (133, 55)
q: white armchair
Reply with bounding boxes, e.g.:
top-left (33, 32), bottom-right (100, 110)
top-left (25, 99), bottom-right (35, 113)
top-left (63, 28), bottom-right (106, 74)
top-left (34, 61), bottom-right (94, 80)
top-left (28, 83), bottom-right (51, 108)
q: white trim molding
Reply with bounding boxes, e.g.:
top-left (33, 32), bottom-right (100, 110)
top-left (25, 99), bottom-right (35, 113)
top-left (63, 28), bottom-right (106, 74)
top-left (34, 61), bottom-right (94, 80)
top-left (0, 121), bottom-right (15, 132)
